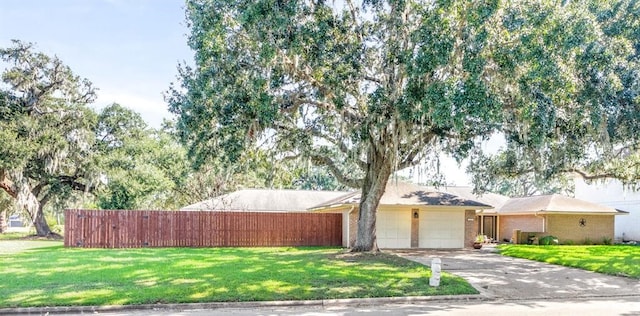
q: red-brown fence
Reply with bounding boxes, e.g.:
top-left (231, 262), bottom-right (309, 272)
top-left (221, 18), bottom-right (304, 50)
top-left (64, 209), bottom-right (342, 248)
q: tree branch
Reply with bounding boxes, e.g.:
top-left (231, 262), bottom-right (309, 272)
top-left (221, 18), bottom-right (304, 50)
top-left (568, 169), bottom-right (620, 181)
top-left (0, 170), bottom-right (17, 199)
top-left (58, 175), bottom-right (93, 193)
top-left (309, 153), bottom-right (362, 188)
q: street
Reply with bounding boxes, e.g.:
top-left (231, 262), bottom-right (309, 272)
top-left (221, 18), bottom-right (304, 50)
top-left (62, 296), bottom-right (640, 316)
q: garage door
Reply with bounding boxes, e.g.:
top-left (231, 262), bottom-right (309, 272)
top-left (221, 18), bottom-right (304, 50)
top-left (419, 210), bottom-right (464, 248)
top-left (377, 210), bottom-right (411, 248)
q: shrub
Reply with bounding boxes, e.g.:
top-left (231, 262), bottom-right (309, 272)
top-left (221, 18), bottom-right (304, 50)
top-left (583, 237), bottom-right (593, 245)
top-left (562, 239), bottom-right (575, 245)
top-left (538, 235), bottom-right (559, 246)
top-left (602, 236), bottom-right (612, 245)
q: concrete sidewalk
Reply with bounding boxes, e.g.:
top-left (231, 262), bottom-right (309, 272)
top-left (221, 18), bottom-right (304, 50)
top-left (392, 246), bottom-right (640, 300)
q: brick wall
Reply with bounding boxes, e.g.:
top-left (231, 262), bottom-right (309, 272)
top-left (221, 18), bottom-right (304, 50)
top-left (464, 209), bottom-right (476, 248)
top-left (499, 215), bottom-right (544, 242)
top-left (546, 214), bottom-right (614, 244)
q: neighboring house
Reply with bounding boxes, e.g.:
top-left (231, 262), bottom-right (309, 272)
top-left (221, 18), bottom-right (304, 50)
top-left (310, 181), bottom-right (492, 249)
top-left (8, 214), bottom-right (23, 228)
top-left (495, 194), bottom-right (626, 244)
top-left (575, 178), bottom-right (640, 242)
top-left (181, 189), bottom-right (350, 212)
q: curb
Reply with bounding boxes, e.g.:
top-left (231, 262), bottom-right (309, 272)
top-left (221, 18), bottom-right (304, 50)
top-left (0, 295), bottom-right (487, 315)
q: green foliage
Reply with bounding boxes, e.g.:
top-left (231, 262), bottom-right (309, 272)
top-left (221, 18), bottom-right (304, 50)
top-left (472, 1), bottom-right (640, 185)
top-left (602, 236), bottom-right (613, 245)
top-left (563, 239), bottom-right (575, 246)
top-left (169, 0), bottom-right (640, 250)
top-left (0, 246), bottom-right (476, 307)
top-left (538, 235), bottom-right (559, 246)
top-left (95, 105), bottom-right (187, 210)
top-left (0, 40), bottom-right (98, 235)
top-left (499, 245), bottom-right (640, 278)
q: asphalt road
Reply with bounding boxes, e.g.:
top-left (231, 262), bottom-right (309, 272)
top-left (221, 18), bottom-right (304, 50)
top-left (60, 297), bottom-right (640, 315)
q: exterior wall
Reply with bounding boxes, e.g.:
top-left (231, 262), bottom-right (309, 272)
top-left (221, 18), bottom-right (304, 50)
top-left (546, 214), bottom-right (614, 244)
top-left (464, 210), bottom-right (476, 248)
top-left (411, 209), bottom-right (419, 248)
top-left (575, 178), bottom-right (640, 241)
top-left (498, 215), bottom-right (544, 242)
top-left (349, 208), bottom-right (358, 248)
top-left (346, 206), bottom-right (468, 249)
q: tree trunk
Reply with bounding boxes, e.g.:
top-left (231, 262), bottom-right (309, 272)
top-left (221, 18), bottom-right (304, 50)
top-left (0, 210), bottom-right (6, 233)
top-left (351, 147), bottom-right (394, 252)
top-left (32, 204), bottom-right (52, 236)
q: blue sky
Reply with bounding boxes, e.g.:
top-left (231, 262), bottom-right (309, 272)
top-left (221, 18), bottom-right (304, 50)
top-left (0, 0), bottom-right (192, 128)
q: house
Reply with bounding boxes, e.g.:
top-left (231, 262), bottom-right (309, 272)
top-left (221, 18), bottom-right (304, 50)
top-left (180, 189), bottom-right (350, 212)
top-left (437, 186), bottom-right (510, 242)
top-left (575, 178), bottom-right (640, 242)
top-left (309, 181), bottom-right (492, 249)
top-left (494, 194), bottom-right (626, 244)
top-left (8, 214), bottom-right (23, 228)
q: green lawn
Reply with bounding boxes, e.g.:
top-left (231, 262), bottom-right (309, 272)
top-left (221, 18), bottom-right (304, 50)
top-left (499, 244), bottom-right (640, 278)
top-left (0, 232), bottom-right (30, 240)
top-left (0, 244), bottom-right (477, 308)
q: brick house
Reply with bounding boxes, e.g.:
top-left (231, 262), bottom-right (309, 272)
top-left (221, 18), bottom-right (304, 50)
top-left (310, 181), bottom-right (492, 249)
top-left (488, 194), bottom-right (627, 244)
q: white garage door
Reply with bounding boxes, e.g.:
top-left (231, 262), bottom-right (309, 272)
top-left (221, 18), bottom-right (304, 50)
top-left (377, 210), bottom-right (411, 248)
top-left (419, 210), bottom-right (464, 248)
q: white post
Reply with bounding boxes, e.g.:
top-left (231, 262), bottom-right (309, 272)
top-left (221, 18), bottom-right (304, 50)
top-left (429, 258), bottom-right (441, 287)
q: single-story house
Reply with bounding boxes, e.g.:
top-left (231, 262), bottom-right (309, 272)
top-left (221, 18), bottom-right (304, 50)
top-left (8, 214), bottom-right (23, 228)
top-left (180, 189), bottom-right (350, 212)
top-left (488, 194), bottom-right (628, 244)
top-left (309, 181), bottom-right (493, 249)
top-left (436, 186), bottom-right (510, 242)
top-left (575, 178), bottom-right (640, 242)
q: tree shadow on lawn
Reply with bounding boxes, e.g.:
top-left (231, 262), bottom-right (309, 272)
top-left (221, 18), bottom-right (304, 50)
top-left (0, 247), bottom-right (475, 308)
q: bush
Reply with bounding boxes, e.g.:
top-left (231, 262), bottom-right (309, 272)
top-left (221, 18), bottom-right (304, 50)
top-left (538, 235), bottom-right (559, 246)
top-left (562, 239), bottom-right (575, 245)
top-left (583, 237), bottom-right (593, 245)
top-left (602, 236), bottom-right (612, 245)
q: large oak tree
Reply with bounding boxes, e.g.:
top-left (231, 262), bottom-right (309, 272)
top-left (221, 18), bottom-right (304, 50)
top-left (0, 40), bottom-right (98, 236)
top-left (169, 0), bottom-right (640, 251)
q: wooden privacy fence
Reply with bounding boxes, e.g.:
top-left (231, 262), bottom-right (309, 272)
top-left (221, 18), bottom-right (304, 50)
top-left (64, 209), bottom-right (342, 248)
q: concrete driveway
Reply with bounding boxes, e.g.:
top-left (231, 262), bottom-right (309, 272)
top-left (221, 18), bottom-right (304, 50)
top-left (391, 246), bottom-right (640, 300)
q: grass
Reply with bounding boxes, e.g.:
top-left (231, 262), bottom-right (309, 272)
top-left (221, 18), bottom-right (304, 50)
top-left (0, 244), bottom-right (477, 308)
top-left (499, 244), bottom-right (640, 278)
top-left (0, 232), bottom-right (30, 240)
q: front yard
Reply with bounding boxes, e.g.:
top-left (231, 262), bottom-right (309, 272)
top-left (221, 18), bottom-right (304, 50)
top-left (0, 243), bottom-right (477, 308)
top-left (499, 244), bottom-right (640, 278)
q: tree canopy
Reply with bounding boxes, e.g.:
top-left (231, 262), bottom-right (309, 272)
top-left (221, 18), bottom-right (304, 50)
top-left (0, 40), bottom-right (98, 236)
top-left (170, 0), bottom-right (639, 251)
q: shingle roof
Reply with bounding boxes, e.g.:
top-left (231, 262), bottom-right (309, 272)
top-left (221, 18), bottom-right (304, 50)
top-left (309, 181), bottom-right (492, 210)
top-left (437, 186), bottom-right (510, 212)
top-left (498, 194), bottom-right (626, 215)
top-left (181, 189), bottom-right (350, 212)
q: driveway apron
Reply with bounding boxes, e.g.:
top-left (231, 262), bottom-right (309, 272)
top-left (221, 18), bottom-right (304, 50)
top-left (391, 247), bottom-right (640, 300)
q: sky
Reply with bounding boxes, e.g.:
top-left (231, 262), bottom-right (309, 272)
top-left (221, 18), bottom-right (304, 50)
top-left (0, 0), bottom-right (192, 128)
top-left (0, 0), bottom-right (488, 186)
